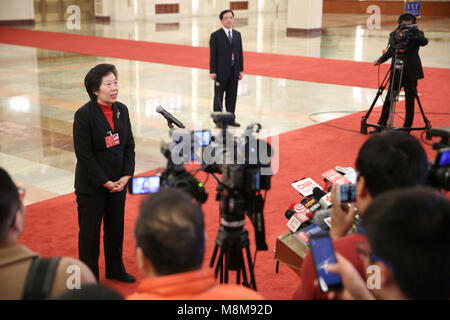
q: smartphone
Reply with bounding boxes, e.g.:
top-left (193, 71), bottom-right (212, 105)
top-left (129, 176), bottom-right (161, 195)
top-left (336, 183), bottom-right (356, 204)
top-left (192, 130), bottom-right (211, 147)
top-left (309, 233), bottom-right (342, 292)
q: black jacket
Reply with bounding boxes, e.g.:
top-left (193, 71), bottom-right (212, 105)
top-left (209, 28), bottom-right (244, 81)
top-left (73, 100), bottom-right (135, 194)
top-left (378, 28), bottom-right (428, 81)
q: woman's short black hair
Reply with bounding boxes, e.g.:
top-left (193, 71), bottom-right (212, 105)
top-left (84, 64), bottom-right (118, 101)
top-left (219, 9), bottom-right (234, 20)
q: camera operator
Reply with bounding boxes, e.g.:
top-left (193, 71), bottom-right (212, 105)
top-left (372, 13), bottom-right (428, 133)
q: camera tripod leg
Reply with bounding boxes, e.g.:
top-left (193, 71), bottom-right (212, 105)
top-left (213, 244), bottom-right (225, 282)
top-left (244, 245), bottom-right (257, 290)
top-left (415, 95), bottom-right (432, 139)
top-left (210, 227), bottom-right (258, 290)
top-left (361, 67), bottom-right (391, 134)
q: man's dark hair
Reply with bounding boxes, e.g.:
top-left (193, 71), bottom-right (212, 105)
top-left (84, 63), bottom-right (118, 101)
top-left (0, 167), bottom-right (21, 242)
top-left (135, 188), bottom-right (205, 276)
top-left (398, 12), bottom-right (417, 24)
top-left (219, 9), bottom-right (234, 20)
top-left (363, 187), bottom-right (450, 299)
top-left (355, 131), bottom-right (428, 197)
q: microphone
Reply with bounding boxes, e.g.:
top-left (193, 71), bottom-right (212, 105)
top-left (156, 106), bottom-right (185, 128)
top-left (301, 197), bottom-right (322, 214)
top-left (285, 208), bottom-right (296, 220)
top-left (312, 187), bottom-right (332, 209)
top-left (285, 202), bottom-right (313, 232)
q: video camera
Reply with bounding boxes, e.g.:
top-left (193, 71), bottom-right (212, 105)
top-left (130, 112), bottom-right (274, 251)
top-left (392, 23), bottom-right (419, 55)
top-left (427, 127), bottom-right (450, 191)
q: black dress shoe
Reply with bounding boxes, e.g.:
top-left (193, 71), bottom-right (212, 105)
top-left (229, 121), bottom-right (241, 127)
top-left (106, 272), bottom-right (136, 283)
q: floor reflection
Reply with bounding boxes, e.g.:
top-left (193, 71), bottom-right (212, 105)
top-left (1, 12), bottom-right (449, 204)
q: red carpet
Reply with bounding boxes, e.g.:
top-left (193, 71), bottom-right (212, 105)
top-left (5, 26), bottom-right (449, 299)
top-left (18, 98), bottom-right (449, 299)
top-left (1, 26), bottom-right (449, 90)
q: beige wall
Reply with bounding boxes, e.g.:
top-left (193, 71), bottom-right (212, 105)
top-left (0, 0), bottom-right (34, 21)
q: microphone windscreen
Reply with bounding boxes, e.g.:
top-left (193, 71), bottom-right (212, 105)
top-left (312, 187), bottom-right (326, 200)
top-left (156, 106), bottom-right (164, 113)
top-left (285, 209), bottom-right (296, 220)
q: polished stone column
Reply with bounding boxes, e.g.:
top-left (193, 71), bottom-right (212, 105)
top-left (286, 0), bottom-right (323, 36)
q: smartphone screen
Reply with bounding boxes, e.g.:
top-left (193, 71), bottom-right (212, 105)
top-left (337, 184), bottom-right (356, 204)
top-left (309, 233), bottom-right (342, 292)
top-left (192, 130), bottom-right (211, 147)
top-left (130, 176), bottom-right (160, 194)
top-left (437, 148), bottom-right (450, 167)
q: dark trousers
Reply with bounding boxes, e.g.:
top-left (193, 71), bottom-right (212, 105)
top-left (378, 74), bottom-right (418, 129)
top-left (76, 188), bottom-right (127, 281)
top-left (213, 68), bottom-right (238, 114)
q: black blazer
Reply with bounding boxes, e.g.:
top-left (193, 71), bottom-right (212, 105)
top-left (378, 29), bottom-right (428, 81)
top-left (209, 28), bottom-right (244, 81)
top-left (73, 100), bottom-right (135, 194)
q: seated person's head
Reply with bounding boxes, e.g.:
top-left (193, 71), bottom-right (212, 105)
top-left (0, 168), bottom-right (24, 245)
top-left (362, 187), bottom-right (450, 300)
top-left (354, 131), bottom-right (428, 212)
top-left (134, 188), bottom-right (205, 277)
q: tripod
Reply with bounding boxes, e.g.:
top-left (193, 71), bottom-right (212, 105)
top-left (209, 223), bottom-right (257, 290)
top-left (209, 181), bottom-right (258, 290)
top-left (360, 48), bottom-right (432, 138)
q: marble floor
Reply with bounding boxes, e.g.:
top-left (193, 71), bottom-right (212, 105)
top-left (1, 12), bottom-right (449, 204)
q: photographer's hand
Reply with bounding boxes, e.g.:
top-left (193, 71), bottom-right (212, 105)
top-left (325, 253), bottom-right (376, 300)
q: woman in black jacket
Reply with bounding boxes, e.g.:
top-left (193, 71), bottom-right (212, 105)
top-left (73, 64), bottom-right (135, 282)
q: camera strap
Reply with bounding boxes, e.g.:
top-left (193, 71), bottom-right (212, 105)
top-left (253, 194), bottom-right (268, 251)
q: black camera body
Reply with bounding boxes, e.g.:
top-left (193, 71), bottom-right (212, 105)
top-left (427, 127), bottom-right (450, 191)
top-left (158, 113), bottom-right (273, 250)
top-left (392, 23), bottom-right (419, 54)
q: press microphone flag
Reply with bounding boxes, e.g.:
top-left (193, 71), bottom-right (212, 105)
top-left (322, 169), bottom-right (352, 185)
top-left (286, 202), bottom-right (313, 232)
top-left (291, 178), bottom-right (322, 197)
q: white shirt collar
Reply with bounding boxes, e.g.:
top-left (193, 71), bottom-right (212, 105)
top-left (222, 27), bottom-right (233, 37)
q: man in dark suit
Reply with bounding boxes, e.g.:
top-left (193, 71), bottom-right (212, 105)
top-left (210, 9), bottom-right (244, 127)
top-left (372, 13), bottom-right (428, 133)
top-left (73, 64), bottom-right (135, 283)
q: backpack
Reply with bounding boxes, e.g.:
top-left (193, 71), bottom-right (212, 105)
top-left (22, 256), bottom-right (61, 300)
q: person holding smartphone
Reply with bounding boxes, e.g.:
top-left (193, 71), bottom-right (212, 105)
top-left (293, 131), bottom-right (428, 300)
top-left (326, 187), bottom-right (449, 300)
top-left (73, 64), bottom-right (135, 283)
